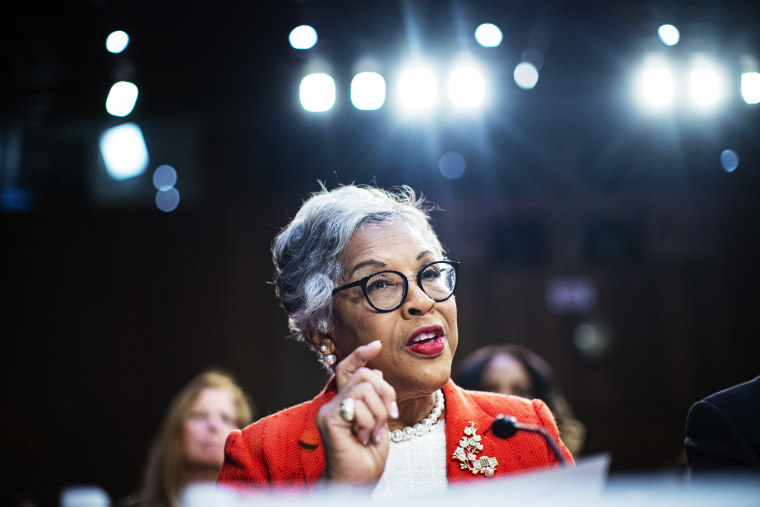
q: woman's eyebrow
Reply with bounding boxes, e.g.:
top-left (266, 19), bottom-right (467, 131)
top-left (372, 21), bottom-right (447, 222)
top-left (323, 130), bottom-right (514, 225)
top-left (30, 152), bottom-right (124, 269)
top-left (348, 259), bottom-right (386, 277)
top-left (349, 250), bottom-right (435, 277)
top-left (417, 250), bottom-right (435, 261)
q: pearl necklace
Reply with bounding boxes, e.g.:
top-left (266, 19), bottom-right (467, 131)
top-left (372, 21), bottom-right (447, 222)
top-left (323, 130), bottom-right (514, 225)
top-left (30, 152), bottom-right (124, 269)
top-left (389, 389), bottom-right (445, 442)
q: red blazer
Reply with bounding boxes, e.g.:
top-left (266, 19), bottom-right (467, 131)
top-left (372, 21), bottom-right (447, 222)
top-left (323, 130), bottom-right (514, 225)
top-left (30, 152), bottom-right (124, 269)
top-left (218, 378), bottom-right (573, 490)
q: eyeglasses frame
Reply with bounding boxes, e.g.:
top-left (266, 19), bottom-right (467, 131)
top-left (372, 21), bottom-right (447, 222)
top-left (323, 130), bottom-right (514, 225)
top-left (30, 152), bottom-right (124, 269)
top-left (331, 260), bottom-right (460, 313)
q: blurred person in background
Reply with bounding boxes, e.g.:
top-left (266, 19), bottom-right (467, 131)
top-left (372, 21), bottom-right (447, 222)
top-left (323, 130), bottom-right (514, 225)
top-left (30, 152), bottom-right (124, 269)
top-left (218, 184), bottom-right (573, 498)
top-left (119, 370), bottom-right (253, 507)
top-left (455, 344), bottom-right (586, 456)
top-left (685, 374), bottom-right (760, 480)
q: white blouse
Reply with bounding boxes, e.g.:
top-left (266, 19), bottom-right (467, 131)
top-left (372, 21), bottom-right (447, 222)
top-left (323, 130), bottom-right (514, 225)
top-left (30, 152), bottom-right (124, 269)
top-left (372, 420), bottom-right (448, 501)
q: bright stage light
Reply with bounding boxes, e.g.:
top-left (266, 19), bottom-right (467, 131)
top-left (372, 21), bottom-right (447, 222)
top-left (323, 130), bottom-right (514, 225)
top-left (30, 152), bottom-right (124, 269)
top-left (351, 72), bottom-right (386, 110)
top-left (689, 62), bottom-right (726, 111)
top-left (448, 67), bottom-right (485, 109)
top-left (690, 70), bottom-right (720, 105)
top-left (105, 30), bottom-right (129, 53)
top-left (657, 24), bottom-right (680, 46)
top-left (642, 68), bottom-right (674, 105)
top-left (398, 67), bottom-right (437, 111)
top-left (741, 72), bottom-right (760, 104)
top-left (106, 81), bottom-right (138, 117)
top-left (514, 62), bottom-right (539, 90)
top-left (300, 73), bottom-right (335, 112)
top-left (99, 123), bottom-right (149, 180)
top-left (289, 25), bottom-right (317, 50)
top-left (635, 62), bottom-right (675, 111)
top-left (474, 23), bottom-right (502, 48)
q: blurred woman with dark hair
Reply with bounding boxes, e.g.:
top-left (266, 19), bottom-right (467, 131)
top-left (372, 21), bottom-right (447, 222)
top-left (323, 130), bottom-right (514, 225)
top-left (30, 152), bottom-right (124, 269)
top-left (455, 344), bottom-right (586, 456)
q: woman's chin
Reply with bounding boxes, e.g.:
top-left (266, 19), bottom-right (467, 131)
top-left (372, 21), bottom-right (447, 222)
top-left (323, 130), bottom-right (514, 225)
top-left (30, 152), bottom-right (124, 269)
top-left (392, 366), bottom-right (451, 400)
top-left (186, 454), bottom-right (225, 470)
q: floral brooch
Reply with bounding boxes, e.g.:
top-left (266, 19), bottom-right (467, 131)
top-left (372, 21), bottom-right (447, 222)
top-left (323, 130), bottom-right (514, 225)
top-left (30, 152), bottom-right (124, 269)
top-left (452, 421), bottom-right (498, 477)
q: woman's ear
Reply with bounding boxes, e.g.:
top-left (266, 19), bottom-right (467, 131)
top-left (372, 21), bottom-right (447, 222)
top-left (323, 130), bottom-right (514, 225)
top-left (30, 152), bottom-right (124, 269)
top-left (307, 329), bottom-right (337, 367)
top-left (306, 329), bottom-right (334, 355)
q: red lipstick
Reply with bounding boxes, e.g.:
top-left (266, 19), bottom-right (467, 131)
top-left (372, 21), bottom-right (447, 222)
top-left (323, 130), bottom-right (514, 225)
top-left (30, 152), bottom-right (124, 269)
top-left (406, 326), bottom-right (445, 356)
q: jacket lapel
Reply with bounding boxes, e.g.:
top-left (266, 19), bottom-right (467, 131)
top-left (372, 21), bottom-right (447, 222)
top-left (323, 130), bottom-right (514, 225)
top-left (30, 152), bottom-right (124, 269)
top-left (444, 380), bottom-right (526, 481)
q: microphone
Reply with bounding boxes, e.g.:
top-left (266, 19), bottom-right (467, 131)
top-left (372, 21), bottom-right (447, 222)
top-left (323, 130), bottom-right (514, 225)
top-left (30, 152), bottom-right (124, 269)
top-left (491, 414), bottom-right (568, 467)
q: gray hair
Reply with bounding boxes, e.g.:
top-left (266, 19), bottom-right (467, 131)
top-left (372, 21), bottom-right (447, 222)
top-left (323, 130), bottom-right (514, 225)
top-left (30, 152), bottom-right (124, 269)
top-left (272, 184), bottom-right (445, 345)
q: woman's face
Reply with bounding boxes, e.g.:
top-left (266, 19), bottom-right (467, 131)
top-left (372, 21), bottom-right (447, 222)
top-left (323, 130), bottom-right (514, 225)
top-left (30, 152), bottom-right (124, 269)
top-left (480, 353), bottom-right (533, 399)
top-left (330, 221), bottom-right (458, 402)
top-left (182, 387), bottom-right (238, 469)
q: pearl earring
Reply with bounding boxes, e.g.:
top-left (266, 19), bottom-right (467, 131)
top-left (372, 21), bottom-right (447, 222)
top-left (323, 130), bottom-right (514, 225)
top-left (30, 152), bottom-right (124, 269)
top-left (319, 344), bottom-right (336, 366)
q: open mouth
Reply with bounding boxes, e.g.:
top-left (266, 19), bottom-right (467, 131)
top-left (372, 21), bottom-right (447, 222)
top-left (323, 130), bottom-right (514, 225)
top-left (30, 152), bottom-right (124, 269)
top-left (406, 327), bottom-right (446, 356)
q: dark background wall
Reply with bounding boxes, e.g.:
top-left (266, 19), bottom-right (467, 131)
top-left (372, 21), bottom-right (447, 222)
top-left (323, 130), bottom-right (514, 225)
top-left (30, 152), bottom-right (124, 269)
top-left (2, 1), bottom-right (760, 505)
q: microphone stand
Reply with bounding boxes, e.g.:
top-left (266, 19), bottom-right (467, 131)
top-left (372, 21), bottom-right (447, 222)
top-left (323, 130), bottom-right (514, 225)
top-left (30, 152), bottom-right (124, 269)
top-left (491, 415), bottom-right (568, 467)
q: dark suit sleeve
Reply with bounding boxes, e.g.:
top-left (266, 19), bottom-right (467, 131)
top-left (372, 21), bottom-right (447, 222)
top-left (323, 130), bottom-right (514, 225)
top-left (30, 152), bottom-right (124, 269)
top-left (685, 399), bottom-right (760, 477)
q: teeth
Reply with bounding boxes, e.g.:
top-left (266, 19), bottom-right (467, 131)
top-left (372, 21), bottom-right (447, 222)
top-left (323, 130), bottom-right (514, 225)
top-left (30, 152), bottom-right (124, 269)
top-left (412, 331), bottom-right (437, 343)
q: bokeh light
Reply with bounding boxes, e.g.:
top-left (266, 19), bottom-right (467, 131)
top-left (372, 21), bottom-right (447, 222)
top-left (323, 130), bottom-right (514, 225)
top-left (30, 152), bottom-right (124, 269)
top-left (105, 81), bottom-right (139, 117)
top-left (546, 276), bottom-right (597, 315)
top-left (300, 73), bottom-right (336, 112)
top-left (474, 23), bottom-right (502, 48)
top-left (153, 164), bottom-right (178, 190)
top-left (448, 67), bottom-right (485, 109)
top-left (657, 24), bottom-right (680, 46)
top-left (438, 151), bottom-right (466, 179)
top-left (741, 72), bottom-right (760, 104)
top-left (636, 63), bottom-right (675, 111)
top-left (350, 72), bottom-right (386, 110)
top-left (99, 123), bottom-right (149, 180)
top-left (105, 30), bottom-right (129, 53)
top-left (514, 62), bottom-right (540, 90)
top-left (0, 186), bottom-right (34, 212)
top-left (289, 25), bottom-right (318, 50)
top-left (689, 64), bottom-right (726, 111)
top-left (720, 149), bottom-right (739, 173)
top-left (573, 323), bottom-right (610, 359)
top-left (155, 187), bottom-right (180, 212)
top-left (398, 67), bottom-right (437, 111)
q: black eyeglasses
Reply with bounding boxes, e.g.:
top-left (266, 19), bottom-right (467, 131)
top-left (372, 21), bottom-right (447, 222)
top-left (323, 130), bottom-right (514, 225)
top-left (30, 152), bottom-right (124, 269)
top-left (332, 260), bottom-right (460, 312)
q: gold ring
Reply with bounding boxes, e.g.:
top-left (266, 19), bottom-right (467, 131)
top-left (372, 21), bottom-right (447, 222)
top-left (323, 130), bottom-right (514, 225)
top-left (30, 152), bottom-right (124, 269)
top-left (339, 397), bottom-right (355, 423)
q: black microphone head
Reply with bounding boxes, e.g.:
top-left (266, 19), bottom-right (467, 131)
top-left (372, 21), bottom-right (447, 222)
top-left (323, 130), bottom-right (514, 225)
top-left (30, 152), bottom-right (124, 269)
top-left (491, 415), bottom-right (519, 439)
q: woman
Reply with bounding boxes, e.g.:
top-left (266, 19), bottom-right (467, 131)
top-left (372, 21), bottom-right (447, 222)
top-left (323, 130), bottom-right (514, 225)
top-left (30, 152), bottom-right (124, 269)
top-left (122, 370), bottom-right (253, 507)
top-left (455, 344), bottom-right (586, 456)
top-left (218, 185), bottom-right (573, 497)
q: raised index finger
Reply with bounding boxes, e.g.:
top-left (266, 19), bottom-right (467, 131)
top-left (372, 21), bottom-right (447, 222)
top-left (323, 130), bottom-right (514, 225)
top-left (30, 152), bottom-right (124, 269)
top-left (335, 340), bottom-right (398, 420)
top-left (335, 340), bottom-right (382, 386)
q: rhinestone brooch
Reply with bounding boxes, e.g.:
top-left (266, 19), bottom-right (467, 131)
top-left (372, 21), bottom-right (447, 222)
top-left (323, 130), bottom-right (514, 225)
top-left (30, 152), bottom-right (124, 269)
top-left (452, 421), bottom-right (498, 477)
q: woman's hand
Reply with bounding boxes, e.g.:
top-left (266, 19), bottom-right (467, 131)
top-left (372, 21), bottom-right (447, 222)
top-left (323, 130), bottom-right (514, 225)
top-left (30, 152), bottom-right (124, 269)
top-left (316, 340), bottom-right (398, 485)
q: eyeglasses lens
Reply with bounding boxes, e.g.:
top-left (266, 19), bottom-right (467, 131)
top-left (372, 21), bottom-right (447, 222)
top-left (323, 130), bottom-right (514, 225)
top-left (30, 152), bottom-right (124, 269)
top-left (365, 262), bottom-right (456, 310)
